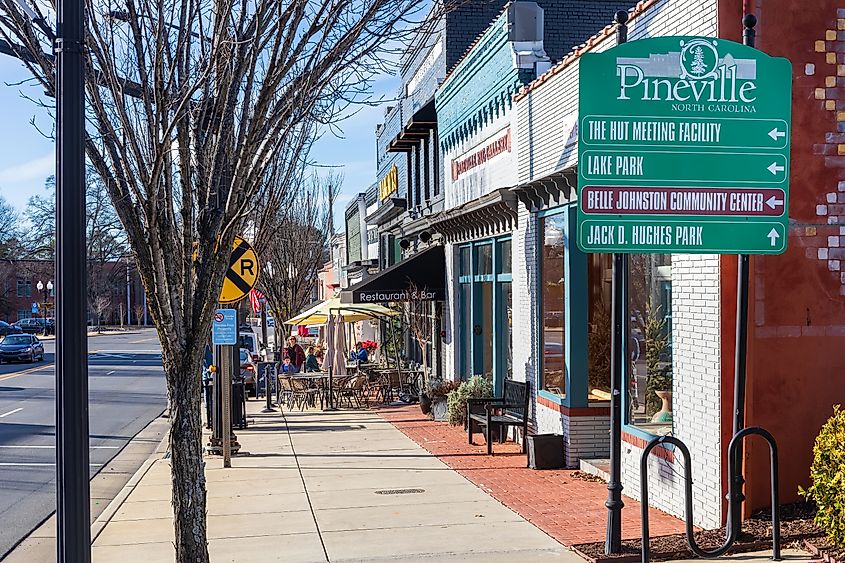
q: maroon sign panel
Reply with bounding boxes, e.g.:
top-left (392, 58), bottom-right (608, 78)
top-left (580, 186), bottom-right (786, 217)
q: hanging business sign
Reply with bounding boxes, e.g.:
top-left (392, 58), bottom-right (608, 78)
top-left (379, 165), bottom-right (399, 201)
top-left (576, 36), bottom-right (792, 254)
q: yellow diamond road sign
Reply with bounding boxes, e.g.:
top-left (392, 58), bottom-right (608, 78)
top-left (219, 237), bottom-right (260, 304)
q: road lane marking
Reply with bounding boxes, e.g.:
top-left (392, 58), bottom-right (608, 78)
top-left (0, 463), bottom-right (103, 467)
top-left (0, 445), bottom-right (120, 449)
top-left (129, 337), bottom-right (158, 344)
top-left (0, 408), bottom-right (23, 418)
top-left (0, 365), bottom-right (53, 381)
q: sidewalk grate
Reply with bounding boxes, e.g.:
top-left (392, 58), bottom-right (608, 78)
top-left (374, 488), bottom-right (425, 495)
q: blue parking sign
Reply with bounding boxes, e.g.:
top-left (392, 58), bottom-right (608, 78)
top-left (31, 302), bottom-right (39, 314)
top-left (212, 309), bottom-right (237, 345)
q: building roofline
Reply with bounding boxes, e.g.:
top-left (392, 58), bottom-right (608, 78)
top-left (513, 0), bottom-right (659, 102)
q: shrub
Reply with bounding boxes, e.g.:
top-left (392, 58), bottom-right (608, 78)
top-left (446, 375), bottom-right (493, 427)
top-left (800, 405), bottom-right (845, 549)
top-left (427, 379), bottom-right (461, 399)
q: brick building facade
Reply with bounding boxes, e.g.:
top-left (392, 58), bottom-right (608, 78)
top-left (0, 259), bottom-right (147, 326)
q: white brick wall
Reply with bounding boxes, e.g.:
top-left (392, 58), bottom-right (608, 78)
top-left (621, 253), bottom-right (723, 529)
top-left (511, 206), bottom-right (537, 391)
top-left (443, 241), bottom-right (458, 379)
top-left (535, 403), bottom-right (611, 467)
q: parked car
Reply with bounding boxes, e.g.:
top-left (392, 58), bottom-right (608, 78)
top-left (0, 321), bottom-right (23, 337)
top-left (239, 347), bottom-right (257, 397)
top-left (0, 333), bottom-right (45, 363)
top-left (14, 318), bottom-right (54, 335)
top-left (238, 331), bottom-right (266, 363)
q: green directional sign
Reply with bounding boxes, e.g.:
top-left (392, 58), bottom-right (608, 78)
top-left (577, 36), bottom-right (792, 254)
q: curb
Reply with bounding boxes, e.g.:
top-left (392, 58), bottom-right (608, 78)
top-left (90, 429), bottom-right (170, 542)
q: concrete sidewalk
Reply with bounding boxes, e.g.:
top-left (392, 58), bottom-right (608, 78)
top-left (90, 400), bottom-right (579, 562)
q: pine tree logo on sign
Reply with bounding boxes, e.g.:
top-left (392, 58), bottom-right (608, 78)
top-left (680, 38), bottom-right (718, 79)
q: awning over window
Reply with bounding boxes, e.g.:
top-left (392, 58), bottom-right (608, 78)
top-left (340, 245), bottom-right (445, 304)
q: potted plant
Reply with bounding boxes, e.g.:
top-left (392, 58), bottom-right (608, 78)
top-left (427, 379), bottom-right (461, 421)
top-left (446, 375), bottom-right (493, 427)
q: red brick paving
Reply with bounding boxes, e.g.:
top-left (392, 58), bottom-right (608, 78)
top-left (376, 404), bottom-right (686, 547)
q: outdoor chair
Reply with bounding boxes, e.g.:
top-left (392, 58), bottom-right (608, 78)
top-left (337, 375), bottom-right (368, 408)
top-left (329, 375), bottom-right (353, 407)
top-left (289, 377), bottom-right (320, 411)
top-left (381, 370), bottom-right (407, 403)
top-left (278, 375), bottom-right (294, 407)
top-left (467, 380), bottom-right (530, 455)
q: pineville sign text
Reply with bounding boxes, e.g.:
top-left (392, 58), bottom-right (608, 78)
top-left (577, 36), bottom-right (792, 255)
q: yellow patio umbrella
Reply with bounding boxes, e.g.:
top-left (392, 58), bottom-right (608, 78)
top-left (285, 297), bottom-right (397, 326)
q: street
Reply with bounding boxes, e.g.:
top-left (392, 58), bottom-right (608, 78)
top-left (0, 329), bottom-right (166, 558)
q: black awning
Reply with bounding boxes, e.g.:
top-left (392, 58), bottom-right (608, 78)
top-left (340, 245), bottom-right (445, 304)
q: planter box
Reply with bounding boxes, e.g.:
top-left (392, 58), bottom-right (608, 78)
top-left (527, 434), bottom-right (564, 470)
top-left (431, 397), bottom-right (448, 421)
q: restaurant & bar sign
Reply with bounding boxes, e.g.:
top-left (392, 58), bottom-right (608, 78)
top-left (576, 36), bottom-right (792, 254)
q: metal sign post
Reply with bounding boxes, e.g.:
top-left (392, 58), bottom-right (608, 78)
top-left (207, 236), bottom-right (260, 459)
top-left (210, 308), bottom-right (238, 460)
top-left (220, 343), bottom-right (232, 468)
top-left (55, 0), bottom-right (90, 549)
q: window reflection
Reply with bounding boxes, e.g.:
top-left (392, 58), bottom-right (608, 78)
top-left (540, 215), bottom-right (565, 397)
top-left (475, 244), bottom-right (493, 276)
top-left (627, 254), bottom-right (673, 435)
top-left (588, 254), bottom-right (612, 399)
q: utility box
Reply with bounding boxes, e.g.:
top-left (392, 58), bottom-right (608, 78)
top-left (527, 434), bottom-right (564, 470)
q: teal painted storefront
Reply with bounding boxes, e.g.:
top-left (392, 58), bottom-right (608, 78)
top-left (535, 205), bottom-right (591, 409)
top-left (456, 237), bottom-right (513, 395)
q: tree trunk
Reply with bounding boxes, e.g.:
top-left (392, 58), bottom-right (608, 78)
top-left (165, 347), bottom-right (209, 562)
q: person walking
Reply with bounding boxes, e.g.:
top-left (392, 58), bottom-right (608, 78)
top-left (285, 336), bottom-right (306, 372)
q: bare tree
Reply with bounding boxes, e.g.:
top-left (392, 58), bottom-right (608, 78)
top-left (0, 196), bottom-right (18, 249)
top-left (257, 172), bottom-right (338, 339)
top-left (402, 282), bottom-right (434, 389)
top-left (93, 294), bottom-right (111, 331)
top-left (133, 302), bottom-right (145, 325)
top-left (0, 0), bottom-right (437, 558)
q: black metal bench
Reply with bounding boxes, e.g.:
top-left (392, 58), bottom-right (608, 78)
top-left (467, 380), bottom-right (530, 455)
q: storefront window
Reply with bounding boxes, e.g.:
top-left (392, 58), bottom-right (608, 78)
top-left (498, 240), bottom-right (512, 274)
top-left (540, 215), bottom-right (565, 397)
top-left (459, 246), bottom-right (471, 276)
top-left (459, 283), bottom-right (472, 379)
top-left (475, 243), bottom-right (493, 276)
top-left (627, 254), bottom-right (673, 435)
top-left (587, 254), bottom-right (613, 399)
top-left (500, 281), bottom-right (513, 379)
top-left (457, 238), bottom-right (512, 388)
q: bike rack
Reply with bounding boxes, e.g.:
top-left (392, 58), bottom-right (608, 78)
top-left (640, 427), bottom-right (781, 562)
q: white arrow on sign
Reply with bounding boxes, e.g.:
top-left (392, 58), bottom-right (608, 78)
top-left (765, 196), bottom-right (785, 209)
top-left (768, 128), bottom-right (786, 141)
top-left (767, 162), bottom-right (785, 175)
top-left (767, 228), bottom-right (781, 246)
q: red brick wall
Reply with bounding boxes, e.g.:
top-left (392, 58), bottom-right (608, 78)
top-left (719, 0), bottom-right (845, 516)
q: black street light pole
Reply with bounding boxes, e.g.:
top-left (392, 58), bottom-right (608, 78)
top-left (55, 0), bottom-right (90, 557)
top-left (605, 9), bottom-right (628, 556)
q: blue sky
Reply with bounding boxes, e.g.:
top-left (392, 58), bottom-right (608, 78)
top-left (0, 55), bottom-right (398, 229)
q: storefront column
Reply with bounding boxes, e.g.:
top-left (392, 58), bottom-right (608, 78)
top-left (564, 206), bottom-right (589, 408)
